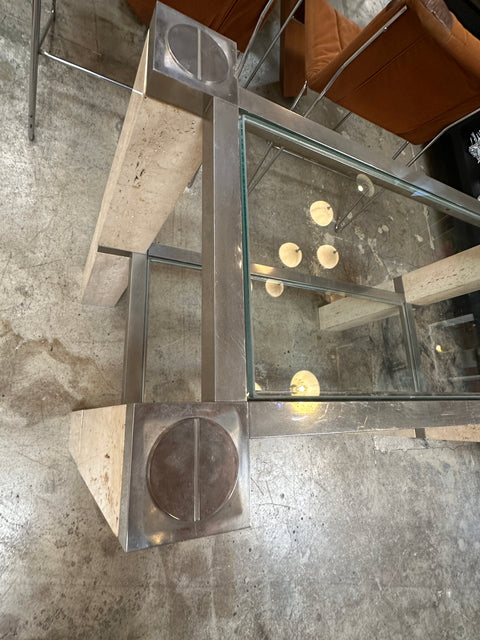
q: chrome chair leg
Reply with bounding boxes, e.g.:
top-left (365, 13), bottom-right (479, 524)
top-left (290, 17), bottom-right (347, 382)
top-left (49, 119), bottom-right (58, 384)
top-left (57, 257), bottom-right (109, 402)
top-left (392, 140), bottom-right (409, 160)
top-left (28, 0), bottom-right (56, 141)
top-left (247, 81), bottom-right (307, 192)
top-left (28, 0), bottom-right (42, 141)
top-left (242, 0), bottom-right (303, 88)
top-left (248, 5), bottom-right (408, 190)
top-left (407, 105), bottom-right (480, 167)
top-left (40, 0), bottom-right (56, 48)
top-left (332, 110), bottom-right (352, 131)
top-left (335, 190), bottom-right (381, 233)
top-left (235, 0), bottom-right (278, 79)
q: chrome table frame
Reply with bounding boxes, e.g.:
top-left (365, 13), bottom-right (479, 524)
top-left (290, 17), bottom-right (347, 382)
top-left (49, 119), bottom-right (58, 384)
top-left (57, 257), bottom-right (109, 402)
top-left (103, 76), bottom-right (480, 437)
top-left (108, 57), bottom-right (480, 436)
top-left (83, 4), bottom-right (480, 548)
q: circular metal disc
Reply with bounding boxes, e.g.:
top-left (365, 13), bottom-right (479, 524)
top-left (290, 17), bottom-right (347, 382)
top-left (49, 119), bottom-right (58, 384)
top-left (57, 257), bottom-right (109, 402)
top-left (167, 24), bottom-right (229, 84)
top-left (147, 417), bottom-right (239, 522)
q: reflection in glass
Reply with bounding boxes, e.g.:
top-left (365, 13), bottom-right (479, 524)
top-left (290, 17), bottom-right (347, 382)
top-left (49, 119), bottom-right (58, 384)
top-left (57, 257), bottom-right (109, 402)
top-left (414, 293), bottom-right (480, 393)
top-left (279, 242), bottom-right (302, 268)
top-left (310, 200), bottom-right (334, 226)
top-left (249, 278), bottom-right (412, 397)
top-left (145, 260), bottom-right (201, 403)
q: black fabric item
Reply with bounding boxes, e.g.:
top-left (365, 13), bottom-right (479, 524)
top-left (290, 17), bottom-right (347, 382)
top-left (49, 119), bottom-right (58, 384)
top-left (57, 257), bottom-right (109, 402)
top-left (444, 0), bottom-right (480, 38)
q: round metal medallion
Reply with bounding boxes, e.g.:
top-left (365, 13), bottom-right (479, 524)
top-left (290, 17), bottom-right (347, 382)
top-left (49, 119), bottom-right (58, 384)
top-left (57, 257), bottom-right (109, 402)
top-left (147, 417), bottom-right (239, 522)
top-left (167, 24), bottom-right (229, 84)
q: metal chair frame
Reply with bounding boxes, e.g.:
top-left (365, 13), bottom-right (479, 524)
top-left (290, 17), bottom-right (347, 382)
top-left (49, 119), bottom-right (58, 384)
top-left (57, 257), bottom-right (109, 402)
top-left (28, 0), bottom-right (138, 141)
top-left (246, 0), bottom-right (480, 233)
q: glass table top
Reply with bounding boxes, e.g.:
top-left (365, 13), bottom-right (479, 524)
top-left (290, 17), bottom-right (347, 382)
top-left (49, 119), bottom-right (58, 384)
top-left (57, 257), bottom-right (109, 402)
top-left (142, 109), bottom-right (480, 403)
top-left (239, 114), bottom-right (480, 399)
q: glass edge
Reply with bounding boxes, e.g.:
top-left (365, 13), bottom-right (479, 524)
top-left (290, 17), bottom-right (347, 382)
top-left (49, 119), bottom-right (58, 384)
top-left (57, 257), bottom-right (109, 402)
top-left (239, 115), bottom-right (257, 399)
top-left (240, 113), bottom-right (480, 224)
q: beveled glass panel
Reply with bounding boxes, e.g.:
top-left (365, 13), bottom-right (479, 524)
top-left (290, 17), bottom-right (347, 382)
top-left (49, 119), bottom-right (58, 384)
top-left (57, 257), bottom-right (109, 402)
top-left (249, 278), bottom-right (412, 397)
top-left (145, 260), bottom-right (201, 402)
top-left (240, 114), bottom-right (480, 399)
top-left (414, 293), bottom-right (480, 394)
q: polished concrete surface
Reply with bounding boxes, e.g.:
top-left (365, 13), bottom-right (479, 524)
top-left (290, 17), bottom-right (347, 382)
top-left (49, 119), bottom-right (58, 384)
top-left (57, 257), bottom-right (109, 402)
top-left (1, 1), bottom-right (480, 638)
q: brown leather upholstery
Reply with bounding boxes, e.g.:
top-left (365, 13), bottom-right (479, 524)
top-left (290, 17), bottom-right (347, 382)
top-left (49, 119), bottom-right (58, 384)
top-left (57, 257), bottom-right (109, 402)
top-left (305, 0), bottom-right (480, 144)
top-left (126, 0), bottom-right (268, 51)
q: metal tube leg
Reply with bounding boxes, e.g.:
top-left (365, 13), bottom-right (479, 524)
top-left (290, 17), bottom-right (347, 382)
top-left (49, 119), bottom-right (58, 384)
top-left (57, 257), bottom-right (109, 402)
top-left (392, 140), bottom-right (409, 161)
top-left (39, 0), bottom-right (56, 49)
top-left (235, 0), bottom-right (277, 79)
top-left (202, 98), bottom-right (247, 402)
top-left (122, 252), bottom-right (148, 404)
top-left (407, 104), bottom-right (480, 167)
top-left (247, 81), bottom-right (307, 192)
top-left (243, 0), bottom-right (303, 88)
top-left (28, 0), bottom-right (42, 141)
top-left (334, 193), bottom-right (366, 231)
top-left (332, 110), bottom-right (352, 131)
top-left (335, 191), bottom-right (381, 232)
top-left (248, 146), bottom-right (282, 193)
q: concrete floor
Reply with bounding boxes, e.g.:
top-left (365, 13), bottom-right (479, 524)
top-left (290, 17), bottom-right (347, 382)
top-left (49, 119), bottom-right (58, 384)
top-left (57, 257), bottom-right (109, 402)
top-left (1, 1), bottom-right (480, 638)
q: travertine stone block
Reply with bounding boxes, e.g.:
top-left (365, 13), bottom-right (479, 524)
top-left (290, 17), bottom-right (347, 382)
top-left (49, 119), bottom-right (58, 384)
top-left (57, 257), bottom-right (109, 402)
top-left (81, 34), bottom-right (203, 306)
top-left (70, 405), bottom-right (127, 536)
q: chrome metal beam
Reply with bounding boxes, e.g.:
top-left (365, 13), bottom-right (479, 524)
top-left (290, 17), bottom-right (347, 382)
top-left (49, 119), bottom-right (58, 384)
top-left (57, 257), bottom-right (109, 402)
top-left (202, 98), bottom-right (247, 401)
top-left (238, 90), bottom-right (480, 227)
top-left (251, 263), bottom-right (404, 305)
top-left (122, 253), bottom-right (148, 404)
top-left (249, 400), bottom-right (480, 438)
top-left (28, 0), bottom-right (42, 140)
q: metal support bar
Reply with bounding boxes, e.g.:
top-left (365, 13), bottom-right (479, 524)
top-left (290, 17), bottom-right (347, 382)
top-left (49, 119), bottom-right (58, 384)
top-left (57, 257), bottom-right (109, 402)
top-left (394, 278), bottom-right (422, 391)
top-left (235, 0), bottom-right (278, 78)
top-left (246, 5), bottom-right (408, 186)
top-left (39, 0), bottom-right (56, 49)
top-left (400, 302), bottom-right (424, 396)
top-left (407, 105), bottom-right (480, 167)
top-left (243, 0), bottom-right (303, 88)
top-left (394, 277), bottom-right (426, 439)
top-left (202, 98), bottom-right (247, 402)
top-left (251, 262), bottom-right (404, 304)
top-left (41, 51), bottom-right (140, 93)
top-left (247, 81), bottom-right (307, 192)
top-left (122, 253), bottom-right (148, 404)
top-left (127, 242), bottom-right (403, 306)
top-left (28, 0), bottom-right (42, 141)
top-left (249, 400), bottom-right (480, 438)
top-left (148, 243), bottom-right (201, 270)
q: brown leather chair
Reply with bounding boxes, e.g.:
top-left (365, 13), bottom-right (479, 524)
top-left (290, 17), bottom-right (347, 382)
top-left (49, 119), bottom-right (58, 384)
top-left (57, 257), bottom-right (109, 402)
top-left (126, 0), bottom-right (269, 51)
top-left (305, 0), bottom-right (480, 144)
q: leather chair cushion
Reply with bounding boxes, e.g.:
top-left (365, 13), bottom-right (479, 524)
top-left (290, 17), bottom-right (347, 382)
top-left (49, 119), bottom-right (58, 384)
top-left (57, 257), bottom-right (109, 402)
top-left (306, 0), bottom-right (480, 144)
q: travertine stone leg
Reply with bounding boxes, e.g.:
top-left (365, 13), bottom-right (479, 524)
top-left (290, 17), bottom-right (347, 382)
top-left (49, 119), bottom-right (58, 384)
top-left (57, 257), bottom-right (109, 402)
top-left (70, 405), bottom-right (128, 537)
top-left (81, 35), bottom-right (203, 306)
top-left (318, 245), bottom-right (480, 332)
top-left (403, 244), bottom-right (480, 305)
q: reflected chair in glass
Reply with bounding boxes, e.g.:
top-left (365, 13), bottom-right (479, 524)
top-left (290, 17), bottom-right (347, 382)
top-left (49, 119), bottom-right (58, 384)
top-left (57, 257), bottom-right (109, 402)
top-left (305, 0), bottom-right (480, 159)
top-left (250, 0), bottom-right (480, 220)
